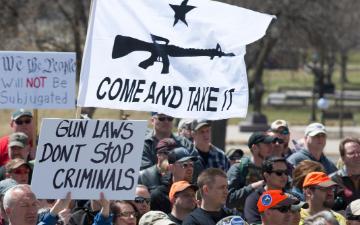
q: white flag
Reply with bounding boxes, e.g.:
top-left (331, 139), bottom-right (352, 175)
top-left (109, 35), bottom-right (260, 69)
top-left (78, 0), bottom-right (274, 119)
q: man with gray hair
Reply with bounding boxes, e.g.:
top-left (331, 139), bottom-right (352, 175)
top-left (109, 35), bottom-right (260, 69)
top-left (3, 184), bottom-right (71, 225)
top-left (287, 122), bottom-right (337, 174)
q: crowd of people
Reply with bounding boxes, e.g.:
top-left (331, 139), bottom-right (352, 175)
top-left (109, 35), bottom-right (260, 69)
top-left (0, 109), bottom-right (359, 225)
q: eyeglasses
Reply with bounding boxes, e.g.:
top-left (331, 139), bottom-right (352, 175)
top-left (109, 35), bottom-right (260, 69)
top-left (14, 119), bottom-right (31, 125)
top-left (116, 211), bottom-right (138, 218)
top-left (270, 206), bottom-right (291, 213)
top-left (274, 128), bottom-right (289, 135)
top-left (11, 168), bottom-right (30, 175)
top-left (156, 116), bottom-right (174, 122)
top-left (134, 196), bottom-right (151, 204)
top-left (271, 170), bottom-right (288, 176)
top-left (177, 162), bottom-right (194, 169)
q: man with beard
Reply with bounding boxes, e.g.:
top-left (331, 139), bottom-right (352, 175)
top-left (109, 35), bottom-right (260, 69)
top-left (168, 181), bottom-right (198, 224)
top-left (331, 137), bottom-right (360, 210)
top-left (301, 171), bottom-right (346, 225)
top-left (244, 156), bottom-right (289, 224)
top-left (183, 168), bottom-right (231, 225)
top-left (269, 120), bottom-right (294, 158)
top-left (227, 132), bottom-right (278, 210)
top-left (141, 113), bottom-right (192, 170)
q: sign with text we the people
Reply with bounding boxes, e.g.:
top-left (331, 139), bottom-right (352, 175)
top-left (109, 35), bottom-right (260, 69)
top-left (78, 0), bottom-right (274, 119)
top-left (31, 119), bottom-right (147, 200)
top-left (0, 51), bottom-right (75, 109)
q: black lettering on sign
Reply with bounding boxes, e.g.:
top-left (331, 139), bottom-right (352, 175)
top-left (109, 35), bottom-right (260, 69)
top-left (52, 168), bottom-right (136, 190)
top-left (207, 87), bottom-right (219, 111)
top-left (187, 86), bottom-right (219, 111)
top-left (143, 82), bottom-right (156, 103)
top-left (221, 88), bottom-right (235, 111)
top-left (56, 120), bottom-right (88, 138)
top-left (92, 121), bottom-right (133, 139)
top-left (168, 86), bottom-right (182, 108)
top-left (96, 77), bottom-right (146, 103)
top-left (39, 143), bottom-right (86, 163)
top-left (91, 142), bottom-right (133, 164)
top-left (53, 168), bottom-right (65, 189)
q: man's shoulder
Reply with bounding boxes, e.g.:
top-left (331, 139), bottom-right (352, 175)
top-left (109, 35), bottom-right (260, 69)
top-left (287, 149), bottom-right (310, 162)
top-left (182, 208), bottom-right (206, 225)
top-left (0, 135), bottom-right (9, 145)
top-left (0, 135), bottom-right (9, 154)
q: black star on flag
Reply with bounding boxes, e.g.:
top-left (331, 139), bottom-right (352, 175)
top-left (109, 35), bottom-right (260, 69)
top-left (169, 0), bottom-right (196, 26)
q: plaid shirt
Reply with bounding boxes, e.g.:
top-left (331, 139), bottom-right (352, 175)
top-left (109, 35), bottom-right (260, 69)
top-left (192, 144), bottom-right (230, 172)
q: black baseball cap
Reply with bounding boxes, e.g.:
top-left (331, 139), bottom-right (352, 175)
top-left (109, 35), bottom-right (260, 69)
top-left (248, 132), bottom-right (277, 148)
top-left (168, 147), bottom-right (197, 164)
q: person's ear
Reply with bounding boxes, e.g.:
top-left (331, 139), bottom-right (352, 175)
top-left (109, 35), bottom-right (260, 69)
top-left (202, 185), bottom-right (209, 195)
top-left (4, 207), bottom-right (11, 217)
top-left (168, 164), bottom-right (174, 172)
top-left (303, 188), bottom-right (312, 199)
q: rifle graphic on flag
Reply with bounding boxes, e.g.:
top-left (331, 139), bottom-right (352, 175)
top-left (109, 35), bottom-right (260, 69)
top-left (112, 34), bottom-right (235, 74)
top-left (78, 0), bottom-right (275, 119)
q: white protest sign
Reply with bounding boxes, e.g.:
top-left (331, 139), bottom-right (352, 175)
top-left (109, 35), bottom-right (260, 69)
top-left (78, 0), bottom-right (274, 119)
top-left (31, 119), bottom-right (147, 200)
top-left (0, 51), bottom-right (75, 109)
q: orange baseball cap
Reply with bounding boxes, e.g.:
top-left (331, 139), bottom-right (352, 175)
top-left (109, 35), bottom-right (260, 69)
top-left (257, 190), bottom-right (299, 213)
top-left (302, 172), bottom-right (337, 188)
top-left (169, 181), bottom-right (198, 203)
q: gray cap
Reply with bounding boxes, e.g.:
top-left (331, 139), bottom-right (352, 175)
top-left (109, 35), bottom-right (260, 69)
top-left (177, 118), bottom-right (193, 130)
top-left (139, 211), bottom-right (176, 225)
top-left (8, 132), bottom-right (28, 148)
top-left (0, 179), bottom-right (18, 195)
top-left (305, 123), bottom-right (326, 137)
top-left (191, 119), bottom-right (210, 131)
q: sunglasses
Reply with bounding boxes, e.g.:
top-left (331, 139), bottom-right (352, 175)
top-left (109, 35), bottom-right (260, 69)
top-left (134, 196), bottom-right (151, 204)
top-left (177, 162), bottom-right (194, 169)
top-left (311, 186), bottom-right (336, 192)
top-left (271, 206), bottom-right (291, 213)
top-left (271, 170), bottom-right (288, 176)
top-left (116, 211), bottom-right (138, 218)
top-left (14, 119), bottom-right (31, 125)
top-left (277, 128), bottom-right (290, 135)
top-left (156, 116), bottom-right (174, 122)
top-left (273, 138), bottom-right (285, 144)
top-left (11, 168), bottom-right (30, 175)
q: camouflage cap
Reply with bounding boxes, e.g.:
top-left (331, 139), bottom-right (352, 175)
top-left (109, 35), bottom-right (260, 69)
top-left (138, 211), bottom-right (176, 225)
top-left (8, 132), bottom-right (28, 148)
